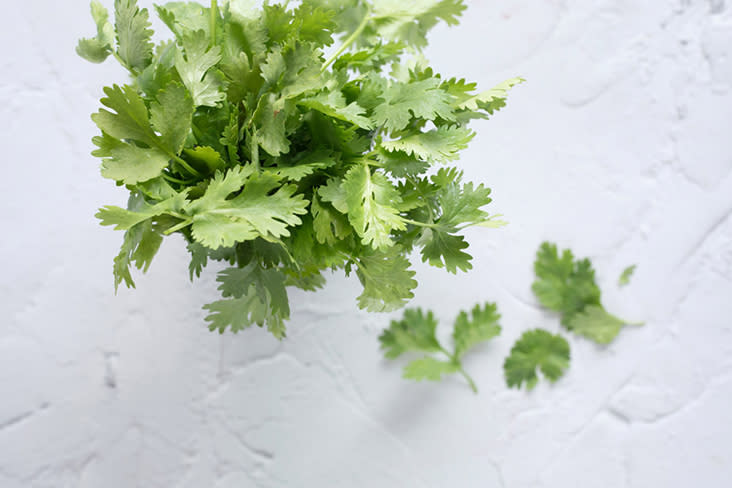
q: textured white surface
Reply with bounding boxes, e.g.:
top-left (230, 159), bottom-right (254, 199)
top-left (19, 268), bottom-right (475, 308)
top-left (2, 1), bottom-right (732, 486)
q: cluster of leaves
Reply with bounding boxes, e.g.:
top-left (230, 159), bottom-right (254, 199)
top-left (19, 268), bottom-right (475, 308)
top-left (78, 0), bottom-right (521, 338)
top-left (379, 303), bottom-right (502, 392)
top-left (532, 242), bottom-right (641, 346)
top-left (384, 242), bottom-right (640, 392)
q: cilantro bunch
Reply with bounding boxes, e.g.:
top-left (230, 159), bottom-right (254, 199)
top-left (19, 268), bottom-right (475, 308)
top-left (78, 0), bottom-right (521, 338)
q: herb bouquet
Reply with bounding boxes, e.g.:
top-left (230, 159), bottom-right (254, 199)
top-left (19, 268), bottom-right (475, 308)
top-left (78, 0), bottom-right (522, 338)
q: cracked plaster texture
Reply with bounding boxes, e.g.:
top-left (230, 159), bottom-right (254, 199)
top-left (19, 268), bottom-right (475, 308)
top-left (1, 0), bottom-right (731, 487)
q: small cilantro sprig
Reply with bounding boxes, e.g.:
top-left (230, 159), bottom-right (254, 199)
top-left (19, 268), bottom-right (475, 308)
top-left (79, 0), bottom-right (523, 338)
top-left (532, 242), bottom-right (642, 345)
top-left (380, 303), bottom-right (502, 392)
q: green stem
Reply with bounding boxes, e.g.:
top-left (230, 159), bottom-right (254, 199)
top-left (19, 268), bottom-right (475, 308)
top-left (210, 0), bottom-right (218, 47)
top-left (438, 346), bottom-right (478, 394)
top-left (164, 217), bottom-right (194, 235)
top-left (250, 131), bottom-right (260, 171)
top-left (321, 11), bottom-right (371, 73)
top-left (458, 367), bottom-right (479, 394)
top-left (171, 153), bottom-right (202, 178)
top-left (162, 173), bottom-right (195, 185)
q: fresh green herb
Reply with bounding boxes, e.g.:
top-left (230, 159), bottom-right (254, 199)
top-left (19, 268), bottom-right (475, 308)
top-left (79, 0), bottom-right (522, 338)
top-left (532, 242), bottom-right (642, 345)
top-left (618, 264), bottom-right (636, 287)
top-left (503, 329), bottom-right (570, 390)
top-left (380, 303), bottom-right (502, 392)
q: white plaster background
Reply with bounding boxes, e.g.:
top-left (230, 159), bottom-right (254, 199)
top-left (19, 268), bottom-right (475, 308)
top-left (1, 0), bottom-right (731, 486)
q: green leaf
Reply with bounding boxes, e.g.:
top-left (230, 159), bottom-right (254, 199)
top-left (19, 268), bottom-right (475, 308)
top-left (376, 149), bottom-right (430, 178)
top-left (404, 357), bottom-right (458, 381)
top-left (618, 265), bottom-right (636, 287)
top-left (566, 305), bottom-right (632, 345)
top-left (92, 84), bottom-right (158, 147)
top-left (175, 29), bottom-right (225, 107)
top-left (504, 329), bottom-right (570, 390)
top-left (252, 93), bottom-right (292, 157)
top-left (379, 308), bottom-right (441, 359)
top-left (94, 134), bottom-right (170, 184)
top-left (420, 229), bottom-right (472, 273)
top-left (452, 302), bottom-right (501, 358)
top-left (381, 126), bottom-right (474, 164)
top-left (356, 248), bottom-right (417, 312)
top-left (371, 0), bottom-right (467, 48)
top-left (318, 177), bottom-right (349, 213)
top-left (372, 78), bottom-right (455, 132)
top-left (342, 164), bottom-right (406, 250)
top-left (183, 146), bottom-right (224, 174)
top-left (155, 2), bottom-right (209, 38)
top-left (150, 82), bottom-right (194, 155)
top-left (188, 170), bottom-right (309, 249)
top-left (531, 242), bottom-right (602, 326)
top-left (187, 242), bottom-right (209, 280)
top-left (206, 263), bottom-right (290, 338)
top-left (455, 77), bottom-right (525, 112)
top-left (260, 42), bottom-right (323, 99)
top-left (298, 91), bottom-right (374, 129)
top-left (311, 194), bottom-right (352, 245)
top-left (111, 220), bottom-right (163, 292)
top-left (114, 0), bottom-right (154, 71)
top-left (96, 190), bottom-right (189, 230)
top-left (77, 3), bottom-right (115, 64)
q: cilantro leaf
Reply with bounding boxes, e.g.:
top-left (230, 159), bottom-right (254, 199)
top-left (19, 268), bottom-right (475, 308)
top-left (112, 220), bottom-right (163, 292)
top-left (92, 84), bottom-right (158, 147)
top-left (355, 248), bottom-right (417, 312)
top-left (342, 165), bottom-right (406, 250)
top-left (452, 302), bottom-right (502, 358)
top-left (77, 1), bottom-right (115, 63)
top-left (567, 305), bottom-right (633, 345)
top-left (532, 242), bottom-right (601, 326)
top-left (252, 93), bottom-right (292, 157)
top-left (381, 126), bottom-right (474, 164)
top-left (618, 265), bottom-right (636, 287)
top-left (379, 308), bottom-right (441, 359)
top-left (372, 78), bottom-right (454, 132)
top-left (298, 91), bottom-right (374, 129)
top-left (114, 0), bottom-right (154, 71)
top-left (94, 136), bottom-right (170, 184)
top-left (504, 329), bottom-right (570, 390)
top-left (454, 77), bottom-right (525, 112)
top-left (175, 30), bottom-right (225, 107)
top-left (150, 82), bottom-right (194, 155)
top-left (420, 230), bottom-right (472, 273)
top-left (188, 170), bottom-right (309, 249)
top-left (207, 263), bottom-right (291, 338)
top-left (311, 194), bottom-right (352, 245)
top-left (370, 0), bottom-right (467, 48)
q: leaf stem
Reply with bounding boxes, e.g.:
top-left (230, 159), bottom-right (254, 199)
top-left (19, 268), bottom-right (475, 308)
top-left (210, 0), bottom-right (218, 47)
top-left (164, 217), bottom-right (194, 235)
top-left (321, 11), bottom-right (371, 73)
top-left (457, 367), bottom-right (479, 394)
top-left (438, 346), bottom-right (478, 393)
top-left (171, 153), bottom-right (202, 178)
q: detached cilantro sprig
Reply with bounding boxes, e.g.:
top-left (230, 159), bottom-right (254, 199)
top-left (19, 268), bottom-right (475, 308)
top-left (78, 0), bottom-right (524, 338)
top-left (380, 303), bottom-right (502, 393)
top-left (531, 242), bottom-right (643, 345)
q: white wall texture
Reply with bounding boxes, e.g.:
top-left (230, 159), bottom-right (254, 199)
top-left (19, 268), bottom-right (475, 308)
top-left (2, 0), bottom-right (732, 486)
